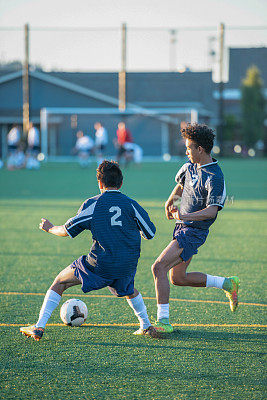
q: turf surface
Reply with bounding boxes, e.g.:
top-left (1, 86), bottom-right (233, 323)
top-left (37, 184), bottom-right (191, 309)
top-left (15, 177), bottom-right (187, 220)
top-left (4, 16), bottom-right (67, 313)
top-left (0, 159), bottom-right (266, 400)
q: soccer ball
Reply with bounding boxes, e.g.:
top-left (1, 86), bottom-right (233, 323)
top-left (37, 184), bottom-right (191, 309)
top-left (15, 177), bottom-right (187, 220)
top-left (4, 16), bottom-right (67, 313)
top-left (60, 299), bottom-right (88, 327)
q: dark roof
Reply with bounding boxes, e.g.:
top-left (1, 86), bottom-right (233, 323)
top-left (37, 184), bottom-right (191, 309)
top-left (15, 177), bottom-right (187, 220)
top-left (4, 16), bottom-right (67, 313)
top-left (228, 47), bottom-right (267, 88)
top-left (49, 71), bottom-right (118, 98)
top-left (0, 69), bottom-right (20, 78)
top-left (48, 70), bottom-right (215, 110)
top-left (0, 69), bottom-right (215, 113)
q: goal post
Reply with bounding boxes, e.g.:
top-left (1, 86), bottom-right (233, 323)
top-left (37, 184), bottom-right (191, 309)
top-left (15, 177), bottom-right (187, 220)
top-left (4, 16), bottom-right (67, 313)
top-left (40, 106), bottom-right (198, 161)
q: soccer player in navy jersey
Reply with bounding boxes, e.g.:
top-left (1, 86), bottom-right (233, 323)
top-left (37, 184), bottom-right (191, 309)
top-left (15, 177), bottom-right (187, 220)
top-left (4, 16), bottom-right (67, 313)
top-left (20, 161), bottom-right (162, 340)
top-left (152, 124), bottom-right (240, 333)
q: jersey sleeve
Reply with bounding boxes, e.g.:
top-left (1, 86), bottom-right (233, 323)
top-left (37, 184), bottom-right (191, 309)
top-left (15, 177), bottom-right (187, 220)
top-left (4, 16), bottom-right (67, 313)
top-left (131, 201), bottom-right (156, 240)
top-left (175, 162), bottom-right (190, 186)
top-left (64, 200), bottom-right (97, 238)
top-left (205, 174), bottom-right (226, 211)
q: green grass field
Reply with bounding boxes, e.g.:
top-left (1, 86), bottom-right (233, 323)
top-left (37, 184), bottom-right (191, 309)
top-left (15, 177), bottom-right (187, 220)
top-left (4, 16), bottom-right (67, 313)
top-left (0, 159), bottom-right (266, 400)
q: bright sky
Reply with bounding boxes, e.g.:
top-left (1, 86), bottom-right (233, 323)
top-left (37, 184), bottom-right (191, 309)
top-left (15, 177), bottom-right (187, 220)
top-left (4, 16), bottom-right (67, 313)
top-left (0, 0), bottom-right (267, 76)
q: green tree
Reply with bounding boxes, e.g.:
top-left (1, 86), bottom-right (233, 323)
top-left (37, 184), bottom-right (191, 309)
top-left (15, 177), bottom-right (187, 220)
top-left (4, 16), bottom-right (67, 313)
top-left (241, 65), bottom-right (265, 147)
top-left (224, 114), bottom-right (239, 141)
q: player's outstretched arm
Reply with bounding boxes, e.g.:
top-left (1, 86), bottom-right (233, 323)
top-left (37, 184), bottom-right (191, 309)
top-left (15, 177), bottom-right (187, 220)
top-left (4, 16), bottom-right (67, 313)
top-left (39, 218), bottom-right (68, 237)
top-left (165, 184), bottom-right (183, 220)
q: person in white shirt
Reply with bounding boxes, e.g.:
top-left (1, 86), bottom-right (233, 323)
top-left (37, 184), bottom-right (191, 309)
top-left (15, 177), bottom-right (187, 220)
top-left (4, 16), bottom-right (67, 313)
top-left (28, 122), bottom-right (40, 153)
top-left (26, 122), bottom-right (40, 169)
top-left (123, 142), bottom-right (143, 165)
top-left (75, 130), bottom-right (94, 167)
top-left (7, 125), bottom-right (21, 153)
top-left (94, 122), bottom-right (108, 165)
top-left (7, 125), bottom-right (25, 170)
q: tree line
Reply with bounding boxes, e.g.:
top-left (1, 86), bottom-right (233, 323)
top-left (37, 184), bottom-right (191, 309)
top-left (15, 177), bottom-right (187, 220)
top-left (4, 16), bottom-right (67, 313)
top-left (224, 65), bottom-right (266, 154)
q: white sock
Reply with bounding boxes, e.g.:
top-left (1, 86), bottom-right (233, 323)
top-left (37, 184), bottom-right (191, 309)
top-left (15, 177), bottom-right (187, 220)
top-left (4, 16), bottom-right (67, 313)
top-left (206, 274), bottom-right (225, 289)
top-left (126, 293), bottom-right (151, 330)
top-left (157, 304), bottom-right (169, 321)
top-left (36, 289), bottom-right (61, 328)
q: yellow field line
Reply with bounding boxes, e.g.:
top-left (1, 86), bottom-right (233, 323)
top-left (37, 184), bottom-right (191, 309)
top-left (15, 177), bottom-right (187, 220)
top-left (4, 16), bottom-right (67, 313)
top-left (0, 291), bottom-right (266, 308)
top-left (0, 323), bottom-right (266, 328)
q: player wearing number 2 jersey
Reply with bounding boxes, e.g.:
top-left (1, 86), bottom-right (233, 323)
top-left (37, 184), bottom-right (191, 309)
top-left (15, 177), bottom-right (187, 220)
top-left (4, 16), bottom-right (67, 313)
top-left (20, 161), bottom-right (162, 341)
top-left (65, 190), bottom-right (154, 280)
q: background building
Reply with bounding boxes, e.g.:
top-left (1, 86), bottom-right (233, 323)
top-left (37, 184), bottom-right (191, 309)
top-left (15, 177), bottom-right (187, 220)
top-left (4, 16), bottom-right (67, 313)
top-left (214, 47), bottom-right (267, 118)
top-left (0, 47), bottom-right (266, 159)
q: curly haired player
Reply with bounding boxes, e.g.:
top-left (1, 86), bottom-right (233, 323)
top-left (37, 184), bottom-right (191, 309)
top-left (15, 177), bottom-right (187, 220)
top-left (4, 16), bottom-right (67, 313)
top-left (20, 161), bottom-right (162, 340)
top-left (152, 123), bottom-right (240, 333)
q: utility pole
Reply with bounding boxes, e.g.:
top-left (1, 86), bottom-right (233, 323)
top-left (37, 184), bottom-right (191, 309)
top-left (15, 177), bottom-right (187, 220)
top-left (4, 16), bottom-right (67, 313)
top-left (23, 23), bottom-right (30, 141)
top-left (169, 29), bottom-right (177, 71)
top-left (218, 23), bottom-right (225, 155)
top-left (119, 23), bottom-right (126, 111)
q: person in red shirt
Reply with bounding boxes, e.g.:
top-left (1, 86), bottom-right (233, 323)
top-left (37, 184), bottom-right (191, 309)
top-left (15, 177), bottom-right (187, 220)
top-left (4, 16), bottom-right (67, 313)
top-left (115, 122), bottom-right (133, 164)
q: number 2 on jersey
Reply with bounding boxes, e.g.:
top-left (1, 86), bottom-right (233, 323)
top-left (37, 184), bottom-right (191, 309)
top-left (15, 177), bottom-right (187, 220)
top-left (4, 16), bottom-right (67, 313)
top-left (109, 206), bottom-right (122, 226)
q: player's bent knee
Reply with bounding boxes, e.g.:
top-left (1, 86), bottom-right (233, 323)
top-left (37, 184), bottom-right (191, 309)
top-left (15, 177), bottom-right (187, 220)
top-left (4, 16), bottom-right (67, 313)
top-left (151, 261), bottom-right (168, 277)
top-left (51, 274), bottom-right (64, 286)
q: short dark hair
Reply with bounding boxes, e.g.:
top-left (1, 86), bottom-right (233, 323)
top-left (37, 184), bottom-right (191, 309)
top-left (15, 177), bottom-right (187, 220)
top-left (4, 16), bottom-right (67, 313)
top-left (96, 160), bottom-right (123, 188)
top-left (181, 123), bottom-right (215, 154)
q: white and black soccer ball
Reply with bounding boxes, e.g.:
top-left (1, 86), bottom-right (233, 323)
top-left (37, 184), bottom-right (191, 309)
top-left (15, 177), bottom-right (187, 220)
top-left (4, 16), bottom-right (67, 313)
top-left (60, 299), bottom-right (88, 327)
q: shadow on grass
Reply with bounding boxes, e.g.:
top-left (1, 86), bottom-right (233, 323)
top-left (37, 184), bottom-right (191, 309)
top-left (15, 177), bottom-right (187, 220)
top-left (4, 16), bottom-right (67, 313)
top-left (179, 329), bottom-right (267, 343)
top-left (76, 325), bottom-right (266, 355)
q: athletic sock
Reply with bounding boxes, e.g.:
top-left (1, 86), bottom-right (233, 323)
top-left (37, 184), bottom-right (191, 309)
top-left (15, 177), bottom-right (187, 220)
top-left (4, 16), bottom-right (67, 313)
top-left (126, 293), bottom-right (151, 330)
top-left (157, 303), bottom-right (170, 321)
top-left (36, 289), bottom-right (61, 328)
top-left (206, 274), bottom-right (225, 289)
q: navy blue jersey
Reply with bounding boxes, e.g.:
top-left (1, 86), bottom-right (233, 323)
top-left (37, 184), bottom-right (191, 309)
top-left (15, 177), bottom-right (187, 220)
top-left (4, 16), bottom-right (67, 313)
top-left (64, 190), bottom-right (156, 278)
top-left (175, 159), bottom-right (226, 230)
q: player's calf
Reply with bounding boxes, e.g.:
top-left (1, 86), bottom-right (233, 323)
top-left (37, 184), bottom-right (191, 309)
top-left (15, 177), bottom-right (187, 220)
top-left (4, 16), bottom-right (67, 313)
top-left (169, 272), bottom-right (187, 286)
top-left (169, 271), bottom-right (206, 287)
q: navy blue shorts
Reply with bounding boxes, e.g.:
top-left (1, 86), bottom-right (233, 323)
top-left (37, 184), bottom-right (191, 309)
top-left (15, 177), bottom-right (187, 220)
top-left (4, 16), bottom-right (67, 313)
top-left (70, 255), bottom-right (136, 297)
top-left (173, 224), bottom-right (209, 262)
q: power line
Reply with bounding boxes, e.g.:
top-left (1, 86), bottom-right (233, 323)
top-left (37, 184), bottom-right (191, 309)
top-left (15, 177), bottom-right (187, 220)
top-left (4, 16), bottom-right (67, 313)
top-left (0, 26), bottom-right (119, 32)
top-left (129, 25), bottom-right (267, 31)
top-left (0, 25), bottom-right (267, 32)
